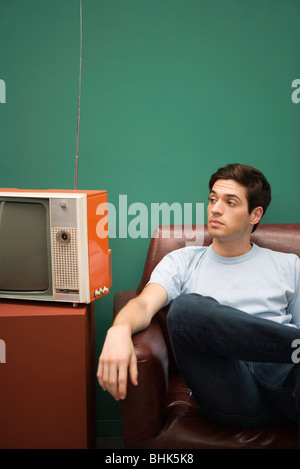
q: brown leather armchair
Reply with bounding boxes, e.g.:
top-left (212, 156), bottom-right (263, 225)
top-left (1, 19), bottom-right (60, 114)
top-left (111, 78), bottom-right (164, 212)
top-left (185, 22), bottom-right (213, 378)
top-left (114, 224), bottom-right (299, 449)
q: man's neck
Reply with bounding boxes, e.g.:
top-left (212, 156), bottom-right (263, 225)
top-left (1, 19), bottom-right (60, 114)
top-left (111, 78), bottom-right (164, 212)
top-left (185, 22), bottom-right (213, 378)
top-left (211, 237), bottom-right (253, 258)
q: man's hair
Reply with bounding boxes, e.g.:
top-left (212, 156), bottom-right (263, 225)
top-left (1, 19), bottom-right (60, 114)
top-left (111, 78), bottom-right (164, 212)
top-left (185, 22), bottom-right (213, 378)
top-left (209, 163), bottom-right (271, 232)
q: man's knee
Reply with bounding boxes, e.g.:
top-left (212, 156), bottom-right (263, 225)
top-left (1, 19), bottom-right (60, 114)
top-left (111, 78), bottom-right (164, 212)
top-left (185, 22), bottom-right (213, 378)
top-left (167, 294), bottom-right (186, 330)
top-left (167, 293), bottom-right (218, 331)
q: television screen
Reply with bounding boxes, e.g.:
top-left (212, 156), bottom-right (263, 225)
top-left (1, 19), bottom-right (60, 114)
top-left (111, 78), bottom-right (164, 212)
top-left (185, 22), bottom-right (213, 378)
top-left (0, 201), bottom-right (49, 291)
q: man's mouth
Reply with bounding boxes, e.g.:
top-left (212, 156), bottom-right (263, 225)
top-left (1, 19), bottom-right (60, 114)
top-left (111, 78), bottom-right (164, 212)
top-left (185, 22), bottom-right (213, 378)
top-left (209, 219), bottom-right (224, 226)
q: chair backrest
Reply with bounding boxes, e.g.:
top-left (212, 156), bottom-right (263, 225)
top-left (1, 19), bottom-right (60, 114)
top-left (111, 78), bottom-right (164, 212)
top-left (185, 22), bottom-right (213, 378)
top-left (136, 224), bottom-right (300, 373)
top-left (137, 223), bottom-right (300, 294)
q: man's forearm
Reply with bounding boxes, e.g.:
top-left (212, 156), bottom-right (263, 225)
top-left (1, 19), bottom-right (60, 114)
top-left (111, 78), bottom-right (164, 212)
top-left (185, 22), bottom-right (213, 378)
top-left (112, 283), bottom-right (168, 335)
top-left (112, 296), bottom-right (153, 335)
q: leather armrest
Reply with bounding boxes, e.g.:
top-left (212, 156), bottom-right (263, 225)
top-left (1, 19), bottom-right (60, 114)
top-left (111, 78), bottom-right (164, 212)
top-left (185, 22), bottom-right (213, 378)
top-left (113, 291), bottom-right (169, 447)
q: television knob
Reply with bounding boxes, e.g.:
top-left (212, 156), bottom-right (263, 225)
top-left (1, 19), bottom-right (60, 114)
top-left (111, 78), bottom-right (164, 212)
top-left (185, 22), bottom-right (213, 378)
top-left (56, 230), bottom-right (71, 245)
top-left (94, 287), bottom-right (109, 297)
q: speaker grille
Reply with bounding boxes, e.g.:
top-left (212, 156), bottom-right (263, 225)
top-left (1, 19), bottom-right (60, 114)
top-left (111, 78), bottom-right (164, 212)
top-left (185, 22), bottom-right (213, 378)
top-left (51, 227), bottom-right (79, 291)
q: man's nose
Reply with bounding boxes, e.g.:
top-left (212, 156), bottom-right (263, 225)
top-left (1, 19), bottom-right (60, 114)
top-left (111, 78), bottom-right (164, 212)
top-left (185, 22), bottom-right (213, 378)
top-left (211, 200), bottom-right (223, 214)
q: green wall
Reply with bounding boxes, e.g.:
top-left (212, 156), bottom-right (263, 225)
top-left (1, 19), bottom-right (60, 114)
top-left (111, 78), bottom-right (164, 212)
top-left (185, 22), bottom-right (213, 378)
top-left (1, 0), bottom-right (300, 436)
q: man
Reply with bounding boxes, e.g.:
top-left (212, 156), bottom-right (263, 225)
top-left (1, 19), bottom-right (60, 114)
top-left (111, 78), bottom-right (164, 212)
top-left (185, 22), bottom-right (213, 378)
top-left (97, 163), bottom-right (300, 430)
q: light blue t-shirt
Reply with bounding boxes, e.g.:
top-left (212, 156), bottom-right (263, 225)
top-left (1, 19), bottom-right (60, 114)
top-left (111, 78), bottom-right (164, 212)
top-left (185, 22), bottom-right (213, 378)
top-left (148, 243), bottom-right (300, 328)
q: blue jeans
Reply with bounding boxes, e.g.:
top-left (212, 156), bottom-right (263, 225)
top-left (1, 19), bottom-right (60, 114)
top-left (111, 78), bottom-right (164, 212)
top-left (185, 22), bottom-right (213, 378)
top-left (167, 294), bottom-right (300, 429)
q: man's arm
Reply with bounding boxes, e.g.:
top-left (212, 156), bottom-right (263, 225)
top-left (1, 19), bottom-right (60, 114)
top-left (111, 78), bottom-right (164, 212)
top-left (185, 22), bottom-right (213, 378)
top-left (97, 283), bottom-right (168, 401)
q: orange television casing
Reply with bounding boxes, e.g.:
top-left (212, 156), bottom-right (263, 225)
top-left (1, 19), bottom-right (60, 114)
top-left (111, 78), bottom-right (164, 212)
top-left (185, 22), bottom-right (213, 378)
top-left (0, 188), bottom-right (111, 304)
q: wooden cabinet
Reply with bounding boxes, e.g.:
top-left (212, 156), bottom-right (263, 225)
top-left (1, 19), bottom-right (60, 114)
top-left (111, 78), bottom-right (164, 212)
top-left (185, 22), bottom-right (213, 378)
top-left (0, 300), bottom-right (96, 448)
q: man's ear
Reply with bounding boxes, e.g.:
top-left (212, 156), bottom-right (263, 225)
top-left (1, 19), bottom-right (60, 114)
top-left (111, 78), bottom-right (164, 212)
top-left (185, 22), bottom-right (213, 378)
top-left (250, 206), bottom-right (263, 227)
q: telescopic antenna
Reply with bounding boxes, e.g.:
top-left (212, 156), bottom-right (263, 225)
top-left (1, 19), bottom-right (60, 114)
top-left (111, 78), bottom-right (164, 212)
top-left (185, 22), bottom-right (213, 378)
top-left (74, 0), bottom-right (83, 190)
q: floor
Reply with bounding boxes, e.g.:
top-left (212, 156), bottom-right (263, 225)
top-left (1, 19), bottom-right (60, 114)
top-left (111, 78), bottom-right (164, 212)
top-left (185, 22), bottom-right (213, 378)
top-left (96, 436), bottom-right (125, 449)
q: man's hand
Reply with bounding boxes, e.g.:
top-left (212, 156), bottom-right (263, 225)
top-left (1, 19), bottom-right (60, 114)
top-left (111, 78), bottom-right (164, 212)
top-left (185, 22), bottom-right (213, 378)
top-left (97, 283), bottom-right (168, 400)
top-left (97, 324), bottom-right (138, 401)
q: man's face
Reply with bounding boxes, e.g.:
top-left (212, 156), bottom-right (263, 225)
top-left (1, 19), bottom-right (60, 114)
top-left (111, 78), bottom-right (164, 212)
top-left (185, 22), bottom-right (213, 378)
top-left (207, 179), bottom-right (258, 241)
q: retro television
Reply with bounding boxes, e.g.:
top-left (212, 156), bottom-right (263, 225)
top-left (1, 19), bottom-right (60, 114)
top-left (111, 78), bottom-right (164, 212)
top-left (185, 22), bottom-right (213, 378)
top-left (0, 188), bottom-right (111, 304)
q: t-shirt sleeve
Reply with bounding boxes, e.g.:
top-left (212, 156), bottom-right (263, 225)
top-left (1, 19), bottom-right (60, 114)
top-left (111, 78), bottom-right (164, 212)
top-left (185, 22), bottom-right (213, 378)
top-left (289, 256), bottom-right (300, 328)
top-left (146, 248), bottom-right (190, 305)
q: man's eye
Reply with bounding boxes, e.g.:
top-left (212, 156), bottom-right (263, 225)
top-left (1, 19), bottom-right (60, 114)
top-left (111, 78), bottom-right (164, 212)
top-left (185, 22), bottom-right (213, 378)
top-left (208, 197), bottom-right (216, 203)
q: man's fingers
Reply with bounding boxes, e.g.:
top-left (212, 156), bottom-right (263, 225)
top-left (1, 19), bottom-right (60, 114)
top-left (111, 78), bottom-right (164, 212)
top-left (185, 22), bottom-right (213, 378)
top-left (96, 327), bottom-right (138, 401)
top-left (106, 361), bottom-right (119, 400)
top-left (97, 356), bottom-right (129, 401)
top-left (129, 352), bottom-right (138, 387)
top-left (117, 361), bottom-right (129, 400)
top-left (97, 359), bottom-right (106, 390)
